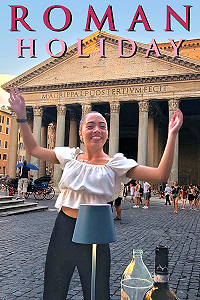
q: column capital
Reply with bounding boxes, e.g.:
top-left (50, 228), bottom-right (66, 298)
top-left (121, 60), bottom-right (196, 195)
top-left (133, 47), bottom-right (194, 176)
top-left (81, 103), bottom-right (91, 117)
top-left (56, 104), bottom-right (66, 115)
top-left (168, 99), bottom-right (180, 111)
top-left (33, 105), bottom-right (43, 117)
top-left (110, 101), bottom-right (120, 113)
top-left (138, 100), bottom-right (149, 112)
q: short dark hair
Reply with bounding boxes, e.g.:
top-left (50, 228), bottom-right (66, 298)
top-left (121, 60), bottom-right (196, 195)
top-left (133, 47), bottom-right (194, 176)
top-left (23, 160), bottom-right (27, 166)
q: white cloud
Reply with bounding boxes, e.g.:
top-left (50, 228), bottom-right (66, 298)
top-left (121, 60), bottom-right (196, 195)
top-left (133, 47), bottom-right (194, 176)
top-left (0, 74), bottom-right (17, 107)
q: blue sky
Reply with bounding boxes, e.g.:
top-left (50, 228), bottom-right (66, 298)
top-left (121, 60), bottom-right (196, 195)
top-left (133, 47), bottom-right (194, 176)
top-left (0, 0), bottom-right (199, 105)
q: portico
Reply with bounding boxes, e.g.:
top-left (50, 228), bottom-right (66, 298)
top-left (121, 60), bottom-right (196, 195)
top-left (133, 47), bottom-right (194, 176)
top-left (3, 31), bottom-right (200, 187)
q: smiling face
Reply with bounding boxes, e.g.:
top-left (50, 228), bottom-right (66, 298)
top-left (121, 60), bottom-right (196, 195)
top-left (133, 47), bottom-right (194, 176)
top-left (79, 112), bottom-right (108, 149)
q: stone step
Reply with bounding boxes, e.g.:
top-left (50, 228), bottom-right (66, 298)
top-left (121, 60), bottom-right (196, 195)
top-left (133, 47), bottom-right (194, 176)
top-left (0, 205), bottom-right (48, 217)
top-left (0, 195), bottom-right (13, 201)
top-left (0, 199), bottom-right (24, 207)
top-left (0, 202), bottom-right (38, 213)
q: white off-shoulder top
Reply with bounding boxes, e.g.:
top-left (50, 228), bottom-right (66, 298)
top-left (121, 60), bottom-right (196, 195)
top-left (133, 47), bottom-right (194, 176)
top-left (54, 147), bottom-right (138, 210)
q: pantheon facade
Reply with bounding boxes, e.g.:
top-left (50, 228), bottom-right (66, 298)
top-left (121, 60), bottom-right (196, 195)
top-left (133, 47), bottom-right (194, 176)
top-left (2, 31), bottom-right (200, 188)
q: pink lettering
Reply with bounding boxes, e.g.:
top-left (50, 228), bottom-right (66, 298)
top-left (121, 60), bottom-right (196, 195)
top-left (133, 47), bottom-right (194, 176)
top-left (145, 39), bottom-right (162, 57)
top-left (168, 38), bottom-right (185, 57)
top-left (46, 39), bottom-right (67, 57)
top-left (77, 39), bottom-right (90, 57)
top-left (118, 39), bottom-right (137, 57)
top-left (17, 38), bottom-right (36, 57)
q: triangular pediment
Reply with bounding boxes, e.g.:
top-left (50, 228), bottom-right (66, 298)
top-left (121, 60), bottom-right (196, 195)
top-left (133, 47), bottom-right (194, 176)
top-left (2, 31), bottom-right (200, 92)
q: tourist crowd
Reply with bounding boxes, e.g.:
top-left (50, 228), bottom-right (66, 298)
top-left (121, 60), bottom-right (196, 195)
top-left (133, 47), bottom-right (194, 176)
top-left (121, 181), bottom-right (199, 214)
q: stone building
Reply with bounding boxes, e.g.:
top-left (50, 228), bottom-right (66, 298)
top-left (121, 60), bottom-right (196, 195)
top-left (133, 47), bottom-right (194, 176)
top-left (0, 106), bottom-right (11, 176)
top-left (2, 31), bottom-right (200, 187)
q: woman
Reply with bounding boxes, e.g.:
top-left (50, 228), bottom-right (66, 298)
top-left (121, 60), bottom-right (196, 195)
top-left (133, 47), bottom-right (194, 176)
top-left (133, 180), bottom-right (141, 208)
top-left (171, 181), bottom-right (181, 213)
top-left (188, 185), bottom-right (194, 210)
top-left (193, 185), bottom-right (199, 210)
top-left (181, 185), bottom-right (188, 209)
top-left (9, 87), bottom-right (183, 300)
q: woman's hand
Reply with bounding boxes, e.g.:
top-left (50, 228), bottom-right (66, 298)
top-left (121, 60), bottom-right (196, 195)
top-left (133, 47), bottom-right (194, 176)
top-left (9, 87), bottom-right (27, 119)
top-left (127, 108), bottom-right (183, 182)
top-left (168, 109), bottom-right (183, 136)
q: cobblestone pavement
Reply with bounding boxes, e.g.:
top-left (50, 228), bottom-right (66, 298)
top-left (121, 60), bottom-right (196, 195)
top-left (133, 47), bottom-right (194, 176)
top-left (0, 192), bottom-right (200, 300)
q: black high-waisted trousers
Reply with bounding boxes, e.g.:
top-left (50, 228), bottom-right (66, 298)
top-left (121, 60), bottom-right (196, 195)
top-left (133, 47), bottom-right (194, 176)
top-left (43, 209), bottom-right (111, 300)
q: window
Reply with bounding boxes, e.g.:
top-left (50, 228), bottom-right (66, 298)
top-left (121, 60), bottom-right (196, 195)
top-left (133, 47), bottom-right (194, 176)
top-left (3, 154), bottom-right (7, 160)
top-left (6, 127), bottom-right (9, 134)
top-left (0, 125), bottom-right (2, 133)
top-left (4, 141), bottom-right (8, 149)
top-left (0, 140), bottom-right (1, 148)
top-left (0, 115), bottom-right (4, 123)
top-left (0, 154), bottom-right (1, 159)
top-left (6, 118), bottom-right (10, 125)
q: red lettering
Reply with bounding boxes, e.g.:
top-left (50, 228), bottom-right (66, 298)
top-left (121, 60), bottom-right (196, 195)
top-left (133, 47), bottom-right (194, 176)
top-left (43, 5), bottom-right (72, 31)
top-left (85, 5), bottom-right (117, 31)
top-left (127, 5), bottom-right (153, 31)
top-left (9, 5), bottom-right (34, 31)
top-left (165, 5), bottom-right (192, 31)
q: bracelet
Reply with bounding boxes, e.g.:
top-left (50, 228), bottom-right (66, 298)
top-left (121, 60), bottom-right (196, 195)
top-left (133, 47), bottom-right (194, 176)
top-left (16, 118), bottom-right (28, 123)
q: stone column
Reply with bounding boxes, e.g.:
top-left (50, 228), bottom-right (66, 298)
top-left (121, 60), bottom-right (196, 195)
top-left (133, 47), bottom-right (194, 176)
top-left (153, 123), bottom-right (159, 167)
top-left (53, 104), bottom-right (66, 188)
top-left (108, 101), bottom-right (120, 157)
top-left (137, 100), bottom-right (149, 165)
top-left (25, 116), bottom-right (33, 163)
top-left (80, 103), bottom-right (91, 151)
top-left (69, 111), bottom-right (77, 148)
top-left (158, 126), bottom-right (165, 163)
top-left (147, 117), bottom-right (154, 167)
top-left (31, 106), bottom-right (43, 178)
top-left (8, 110), bottom-right (19, 178)
top-left (39, 125), bottom-right (47, 177)
top-left (168, 99), bottom-right (179, 185)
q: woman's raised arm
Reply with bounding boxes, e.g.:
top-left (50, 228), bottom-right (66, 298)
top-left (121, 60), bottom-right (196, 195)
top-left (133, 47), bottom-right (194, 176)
top-left (127, 109), bottom-right (183, 182)
top-left (9, 87), bottom-right (59, 164)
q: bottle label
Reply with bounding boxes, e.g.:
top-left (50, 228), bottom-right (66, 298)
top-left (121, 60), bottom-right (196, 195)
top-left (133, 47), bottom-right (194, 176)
top-left (154, 274), bottom-right (169, 283)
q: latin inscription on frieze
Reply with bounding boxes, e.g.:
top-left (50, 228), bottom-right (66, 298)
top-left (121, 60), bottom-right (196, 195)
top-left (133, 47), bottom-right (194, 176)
top-left (42, 85), bottom-right (168, 99)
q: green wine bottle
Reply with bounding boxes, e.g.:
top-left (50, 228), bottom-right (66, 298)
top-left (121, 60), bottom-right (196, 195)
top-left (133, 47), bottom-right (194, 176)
top-left (143, 245), bottom-right (179, 300)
